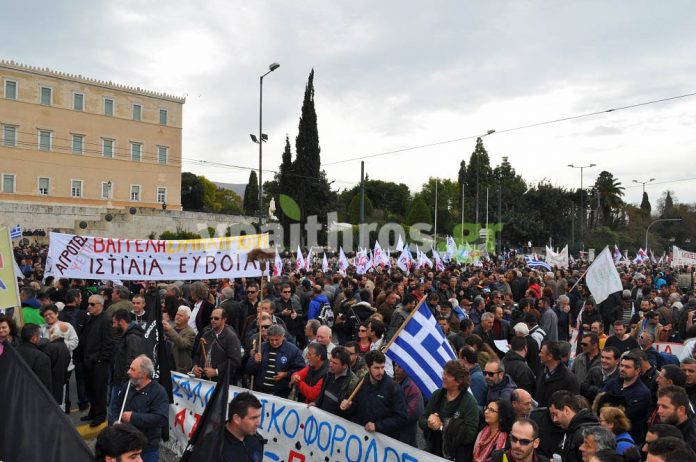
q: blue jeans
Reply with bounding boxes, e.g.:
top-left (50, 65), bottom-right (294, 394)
top-left (141, 448), bottom-right (159, 462)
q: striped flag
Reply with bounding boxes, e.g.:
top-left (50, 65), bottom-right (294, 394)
top-left (10, 224), bottom-right (21, 240)
top-left (385, 302), bottom-right (456, 398)
top-left (524, 255), bottom-right (552, 271)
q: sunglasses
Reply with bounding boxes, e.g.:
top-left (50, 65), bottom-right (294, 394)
top-left (88, 302), bottom-right (100, 306)
top-left (260, 325), bottom-right (271, 329)
top-left (581, 343), bottom-right (589, 347)
top-left (282, 290), bottom-right (291, 294)
top-left (483, 406), bottom-right (499, 413)
top-left (484, 371), bottom-right (500, 377)
top-left (510, 435), bottom-right (534, 446)
top-left (247, 291), bottom-right (257, 294)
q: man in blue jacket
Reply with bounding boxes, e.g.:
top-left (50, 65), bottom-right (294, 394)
top-left (114, 355), bottom-right (169, 462)
top-left (246, 324), bottom-right (305, 398)
top-left (339, 350), bottom-right (407, 440)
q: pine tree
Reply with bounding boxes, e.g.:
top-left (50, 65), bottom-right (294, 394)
top-left (464, 137), bottom-right (493, 224)
top-left (457, 160), bottom-right (467, 211)
top-left (243, 170), bottom-right (259, 216)
top-left (405, 196), bottom-right (432, 226)
top-left (640, 191), bottom-right (651, 217)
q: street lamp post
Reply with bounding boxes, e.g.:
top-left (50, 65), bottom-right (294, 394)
top-left (253, 62), bottom-right (279, 226)
top-left (645, 218), bottom-right (682, 252)
top-left (632, 178), bottom-right (656, 195)
top-left (568, 163), bottom-right (596, 247)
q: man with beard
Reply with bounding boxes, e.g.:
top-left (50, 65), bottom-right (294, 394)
top-left (113, 355), bottom-right (169, 462)
top-left (489, 418), bottom-right (549, 462)
top-left (109, 310), bottom-right (144, 423)
top-left (604, 320), bottom-right (639, 354)
top-left (656, 385), bottom-right (696, 449)
top-left (581, 346), bottom-right (620, 403)
top-left (548, 390), bottom-right (599, 462)
top-left (681, 357), bottom-right (696, 410)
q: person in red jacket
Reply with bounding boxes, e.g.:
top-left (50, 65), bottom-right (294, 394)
top-left (290, 342), bottom-right (329, 403)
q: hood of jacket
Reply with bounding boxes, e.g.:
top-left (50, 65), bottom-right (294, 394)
top-left (568, 408), bottom-right (598, 431)
top-left (490, 374), bottom-right (517, 392)
top-left (22, 297), bottom-right (42, 309)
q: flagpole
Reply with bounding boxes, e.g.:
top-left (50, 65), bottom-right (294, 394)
top-left (345, 295), bottom-right (427, 402)
top-left (116, 381), bottom-right (131, 423)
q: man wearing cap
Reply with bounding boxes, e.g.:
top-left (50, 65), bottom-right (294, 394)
top-left (163, 306), bottom-right (196, 373)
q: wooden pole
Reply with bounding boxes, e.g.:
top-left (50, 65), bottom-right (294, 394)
top-left (199, 338), bottom-right (209, 368)
top-left (345, 295), bottom-right (428, 402)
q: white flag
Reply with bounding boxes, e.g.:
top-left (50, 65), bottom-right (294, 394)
top-left (395, 235), bottom-right (405, 252)
top-left (322, 253), bottom-right (329, 273)
top-left (305, 246), bottom-right (313, 272)
top-left (295, 245), bottom-right (305, 271)
top-left (273, 250), bottom-right (283, 276)
top-left (373, 241), bottom-right (387, 267)
top-left (397, 246), bottom-right (412, 273)
top-left (585, 246), bottom-right (623, 304)
top-left (445, 235), bottom-right (457, 262)
top-left (545, 245), bottom-right (569, 269)
top-left (432, 249), bottom-right (445, 272)
top-left (338, 247), bottom-right (349, 273)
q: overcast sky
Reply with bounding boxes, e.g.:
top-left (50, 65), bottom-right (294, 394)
top-left (3, 1), bottom-right (696, 206)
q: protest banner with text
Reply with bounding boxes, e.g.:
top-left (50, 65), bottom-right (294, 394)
top-left (46, 232), bottom-right (269, 280)
top-left (166, 372), bottom-right (446, 462)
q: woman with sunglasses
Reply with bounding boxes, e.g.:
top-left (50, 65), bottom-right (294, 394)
top-left (419, 360), bottom-right (478, 462)
top-left (472, 399), bottom-right (515, 462)
top-left (356, 321), bottom-right (372, 357)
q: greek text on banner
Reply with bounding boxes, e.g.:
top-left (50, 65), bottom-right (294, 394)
top-left (46, 232), bottom-right (269, 281)
top-left (165, 372), bottom-right (447, 462)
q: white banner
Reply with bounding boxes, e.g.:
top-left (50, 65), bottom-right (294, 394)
top-left (653, 342), bottom-right (686, 358)
top-left (46, 232), bottom-right (269, 280)
top-left (166, 372), bottom-right (445, 462)
top-left (545, 245), bottom-right (569, 269)
top-left (673, 246), bottom-right (696, 268)
top-left (585, 246), bottom-right (623, 304)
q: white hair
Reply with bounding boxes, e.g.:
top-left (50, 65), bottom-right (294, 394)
top-left (177, 305), bottom-right (192, 318)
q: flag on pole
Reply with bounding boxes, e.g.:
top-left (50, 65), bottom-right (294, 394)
top-left (397, 245), bottom-right (413, 273)
top-left (295, 245), bottom-right (305, 271)
top-left (585, 246), bottom-right (623, 304)
top-left (180, 360), bottom-right (233, 461)
top-left (613, 244), bottom-right (622, 264)
top-left (395, 235), bottom-right (405, 253)
top-left (545, 245), bottom-right (569, 269)
top-left (0, 341), bottom-right (94, 461)
top-left (322, 253), bottom-right (329, 273)
top-left (355, 249), bottom-right (372, 275)
top-left (373, 241), bottom-right (388, 267)
top-left (524, 255), bottom-right (552, 271)
top-left (140, 288), bottom-right (173, 402)
top-left (9, 224), bottom-right (21, 240)
top-left (445, 235), bottom-right (457, 262)
top-left (632, 248), bottom-right (649, 264)
top-left (338, 247), bottom-right (349, 274)
top-left (273, 250), bottom-right (283, 276)
top-left (385, 302), bottom-right (456, 398)
top-left (432, 249), bottom-right (445, 272)
top-left (305, 246), bottom-right (313, 272)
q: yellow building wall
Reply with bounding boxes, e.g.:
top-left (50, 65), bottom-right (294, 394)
top-left (0, 61), bottom-right (184, 210)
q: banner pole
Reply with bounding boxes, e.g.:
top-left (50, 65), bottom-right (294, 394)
top-left (116, 381), bottom-right (131, 423)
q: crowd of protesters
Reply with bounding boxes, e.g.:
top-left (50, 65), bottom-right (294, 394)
top-left (3, 243), bottom-right (696, 462)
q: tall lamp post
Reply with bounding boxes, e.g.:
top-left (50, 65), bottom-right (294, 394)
top-left (645, 218), bottom-right (682, 252)
top-left (632, 178), bottom-right (655, 195)
top-left (568, 163), bottom-right (596, 247)
top-left (251, 62), bottom-right (280, 226)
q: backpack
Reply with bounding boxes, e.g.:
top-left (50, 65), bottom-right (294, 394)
top-left (318, 302), bottom-right (335, 327)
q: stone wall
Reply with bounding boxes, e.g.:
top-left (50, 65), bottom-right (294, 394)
top-left (0, 201), bottom-right (256, 239)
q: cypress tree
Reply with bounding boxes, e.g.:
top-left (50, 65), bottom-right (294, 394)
top-left (243, 170), bottom-right (259, 216)
top-left (640, 191), bottom-right (651, 217)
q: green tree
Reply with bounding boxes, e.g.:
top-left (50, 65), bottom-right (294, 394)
top-left (418, 178), bottom-right (459, 235)
top-left (347, 194), bottom-right (374, 224)
top-left (464, 137), bottom-right (493, 225)
top-left (275, 135), bottom-right (295, 236)
top-left (640, 191), bottom-right (651, 217)
top-left (457, 159), bottom-right (466, 211)
top-left (337, 179), bottom-right (410, 223)
top-left (243, 170), bottom-right (260, 216)
top-left (215, 188), bottom-right (243, 215)
top-left (181, 172), bottom-right (204, 210)
top-left (405, 196), bottom-right (432, 226)
top-left (198, 176), bottom-right (220, 212)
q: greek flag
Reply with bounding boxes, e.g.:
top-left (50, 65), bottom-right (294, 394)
top-left (385, 302), bottom-right (456, 398)
top-left (524, 255), bottom-right (552, 271)
top-left (10, 224), bottom-right (21, 239)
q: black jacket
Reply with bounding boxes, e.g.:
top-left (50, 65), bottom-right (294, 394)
top-left (44, 338), bottom-right (71, 404)
top-left (344, 375), bottom-right (407, 440)
top-left (502, 350), bottom-right (536, 395)
top-left (114, 380), bottom-right (169, 452)
top-left (581, 366), bottom-right (619, 403)
top-left (58, 305), bottom-right (88, 336)
top-left (557, 409), bottom-right (599, 462)
top-left (316, 369), bottom-right (359, 417)
top-left (78, 310), bottom-right (116, 368)
top-left (17, 342), bottom-right (52, 392)
top-left (112, 323), bottom-right (144, 384)
top-left (535, 362), bottom-right (580, 408)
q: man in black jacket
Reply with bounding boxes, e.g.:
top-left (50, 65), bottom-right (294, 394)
top-left (503, 336), bottom-right (537, 395)
top-left (79, 294), bottom-right (116, 427)
top-left (535, 340), bottom-right (579, 407)
top-left (17, 323), bottom-right (52, 392)
top-left (109, 310), bottom-right (144, 423)
top-left (222, 392), bottom-right (264, 462)
top-left (548, 390), bottom-right (599, 462)
top-left (315, 346), bottom-right (359, 416)
top-left (115, 355), bottom-right (169, 462)
top-left (193, 308), bottom-right (241, 382)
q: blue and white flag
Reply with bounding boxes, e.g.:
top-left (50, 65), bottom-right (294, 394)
top-left (9, 224), bottom-right (21, 240)
top-left (524, 255), bottom-right (552, 271)
top-left (385, 302), bottom-right (456, 398)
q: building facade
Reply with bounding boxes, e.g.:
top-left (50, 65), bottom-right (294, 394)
top-left (0, 60), bottom-right (184, 210)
